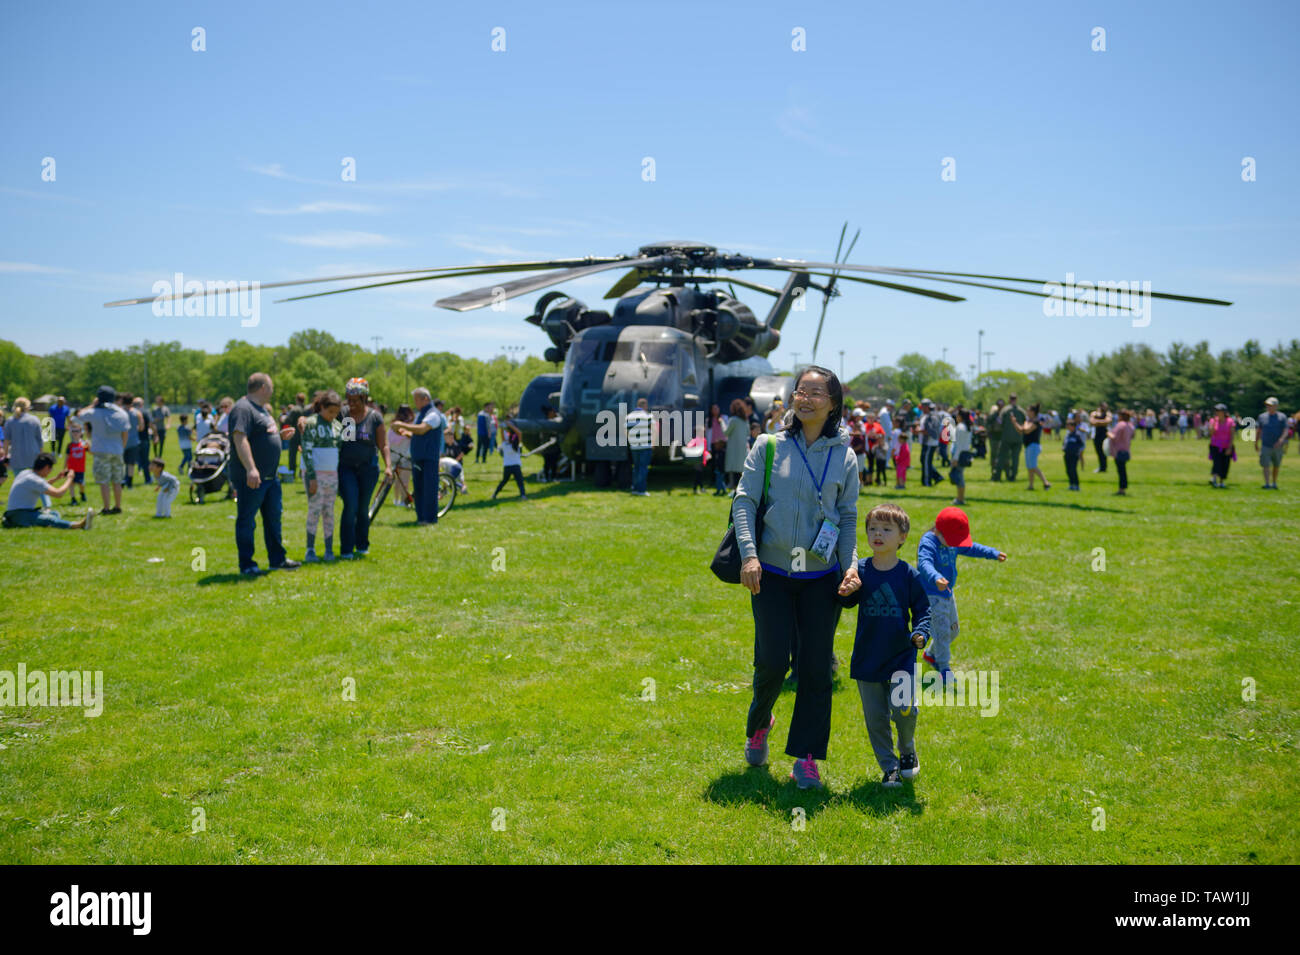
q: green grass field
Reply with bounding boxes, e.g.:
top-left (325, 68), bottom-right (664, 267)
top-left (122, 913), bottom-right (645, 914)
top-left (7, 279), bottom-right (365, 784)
top-left (1, 435), bottom-right (1296, 863)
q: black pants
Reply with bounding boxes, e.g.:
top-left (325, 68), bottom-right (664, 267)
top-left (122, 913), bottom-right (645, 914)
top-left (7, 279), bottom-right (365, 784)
top-left (1115, 450), bottom-right (1129, 490)
top-left (1210, 445), bottom-right (1232, 480)
top-left (1064, 453), bottom-right (1080, 486)
top-left (495, 464), bottom-right (525, 497)
top-left (53, 427), bottom-right (66, 454)
top-left (1093, 430), bottom-right (1108, 471)
top-left (747, 570), bottom-right (841, 761)
top-left (287, 438), bottom-right (300, 475)
top-left (920, 444), bottom-right (939, 485)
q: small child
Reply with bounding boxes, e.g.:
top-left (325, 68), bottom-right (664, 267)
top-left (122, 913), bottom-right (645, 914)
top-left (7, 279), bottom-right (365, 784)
top-left (837, 503), bottom-right (932, 788)
top-left (177, 415), bottom-right (194, 470)
top-left (301, 398), bottom-right (344, 561)
top-left (1063, 415), bottom-right (1086, 490)
top-left (492, 427), bottom-right (530, 500)
top-left (948, 410), bottom-right (973, 506)
top-left (65, 427), bottom-right (88, 503)
top-left (915, 507), bottom-right (1007, 682)
top-left (149, 457), bottom-right (180, 517)
top-left (892, 426), bottom-right (911, 489)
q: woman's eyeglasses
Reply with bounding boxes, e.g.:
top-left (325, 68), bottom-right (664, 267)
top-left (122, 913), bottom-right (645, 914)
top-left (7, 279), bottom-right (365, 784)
top-left (792, 389), bottom-right (830, 401)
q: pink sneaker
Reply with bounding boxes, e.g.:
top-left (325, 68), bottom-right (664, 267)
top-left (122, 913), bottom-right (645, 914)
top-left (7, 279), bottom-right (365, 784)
top-left (791, 754), bottom-right (823, 790)
top-left (745, 714), bottom-right (774, 767)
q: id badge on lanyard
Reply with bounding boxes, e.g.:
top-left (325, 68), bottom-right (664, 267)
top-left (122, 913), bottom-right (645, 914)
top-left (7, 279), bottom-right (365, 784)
top-left (794, 435), bottom-right (838, 563)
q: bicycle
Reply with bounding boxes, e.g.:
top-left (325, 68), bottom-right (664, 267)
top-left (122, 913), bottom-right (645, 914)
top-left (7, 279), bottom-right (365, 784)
top-left (368, 451), bottom-right (455, 521)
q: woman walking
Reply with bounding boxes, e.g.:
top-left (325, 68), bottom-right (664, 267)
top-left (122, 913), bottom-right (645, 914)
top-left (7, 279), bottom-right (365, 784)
top-left (1109, 409), bottom-right (1135, 495)
top-left (338, 378), bottom-right (390, 558)
top-left (1208, 403), bottom-right (1236, 488)
top-left (732, 366), bottom-right (860, 790)
top-left (1014, 403), bottom-right (1051, 490)
top-left (707, 404), bottom-right (727, 495)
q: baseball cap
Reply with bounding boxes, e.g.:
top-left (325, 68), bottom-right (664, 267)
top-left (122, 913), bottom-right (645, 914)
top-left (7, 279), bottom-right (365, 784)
top-left (851, 408), bottom-right (865, 418)
top-left (1214, 402), bottom-right (1228, 411)
top-left (920, 398), bottom-right (932, 407)
top-left (1265, 397), bottom-right (1279, 406)
top-left (96, 385), bottom-right (117, 403)
top-left (935, 506), bottom-right (973, 548)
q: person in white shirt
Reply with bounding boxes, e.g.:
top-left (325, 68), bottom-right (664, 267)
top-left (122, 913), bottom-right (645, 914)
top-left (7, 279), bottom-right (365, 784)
top-left (492, 424), bottom-right (530, 500)
top-left (625, 397), bottom-right (654, 496)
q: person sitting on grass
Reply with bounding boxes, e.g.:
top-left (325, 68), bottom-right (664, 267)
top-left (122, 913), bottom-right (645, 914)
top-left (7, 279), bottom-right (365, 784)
top-left (835, 502), bottom-right (930, 789)
top-left (149, 457), bottom-right (180, 518)
top-left (2, 452), bottom-right (93, 530)
top-left (440, 445), bottom-right (469, 494)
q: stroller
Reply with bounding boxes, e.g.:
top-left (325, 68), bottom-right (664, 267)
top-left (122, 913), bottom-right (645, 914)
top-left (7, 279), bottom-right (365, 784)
top-left (189, 432), bottom-right (234, 504)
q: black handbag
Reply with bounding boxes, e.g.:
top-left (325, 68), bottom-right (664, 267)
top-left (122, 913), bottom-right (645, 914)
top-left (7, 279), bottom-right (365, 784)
top-left (710, 436), bottom-right (775, 583)
top-left (958, 450), bottom-right (974, 468)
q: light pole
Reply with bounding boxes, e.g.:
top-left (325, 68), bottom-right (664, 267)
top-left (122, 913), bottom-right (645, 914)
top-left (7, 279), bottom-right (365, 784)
top-left (792, 352), bottom-right (801, 374)
top-left (141, 339), bottom-right (151, 407)
top-left (839, 350), bottom-right (844, 381)
top-left (502, 345), bottom-right (524, 366)
top-left (871, 354), bottom-right (877, 371)
top-left (941, 346), bottom-right (948, 368)
top-left (395, 347), bottom-right (416, 397)
top-left (370, 336), bottom-right (383, 372)
top-left (978, 329), bottom-right (984, 379)
top-left (984, 351), bottom-right (995, 378)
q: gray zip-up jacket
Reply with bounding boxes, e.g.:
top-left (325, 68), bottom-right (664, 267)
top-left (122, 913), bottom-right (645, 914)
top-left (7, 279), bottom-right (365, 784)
top-left (732, 428), bottom-right (859, 575)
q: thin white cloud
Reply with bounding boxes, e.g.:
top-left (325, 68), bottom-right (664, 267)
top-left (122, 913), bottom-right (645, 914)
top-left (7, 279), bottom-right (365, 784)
top-left (276, 231), bottom-right (401, 249)
top-left (253, 200), bottom-right (382, 215)
top-left (775, 105), bottom-right (851, 158)
top-left (0, 261), bottom-right (73, 274)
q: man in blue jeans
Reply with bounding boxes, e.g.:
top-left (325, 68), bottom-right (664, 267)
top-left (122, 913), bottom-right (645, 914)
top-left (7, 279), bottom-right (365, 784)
top-left (475, 401), bottom-right (494, 464)
top-left (391, 386), bottom-right (443, 525)
top-left (626, 398), bottom-right (653, 495)
top-left (230, 372), bottom-right (300, 576)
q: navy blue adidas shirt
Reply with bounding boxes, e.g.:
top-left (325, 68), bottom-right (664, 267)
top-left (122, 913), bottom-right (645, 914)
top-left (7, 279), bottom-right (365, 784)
top-left (838, 558), bottom-right (932, 682)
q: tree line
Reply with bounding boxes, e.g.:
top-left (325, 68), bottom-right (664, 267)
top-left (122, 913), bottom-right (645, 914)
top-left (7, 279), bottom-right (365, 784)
top-left (3, 333), bottom-right (1298, 417)
top-left (845, 340), bottom-right (1300, 415)
top-left (0, 331), bottom-right (553, 414)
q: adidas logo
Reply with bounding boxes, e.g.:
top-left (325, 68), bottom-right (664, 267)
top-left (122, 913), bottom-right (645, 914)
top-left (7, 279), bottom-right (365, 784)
top-left (863, 585), bottom-right (902, 618)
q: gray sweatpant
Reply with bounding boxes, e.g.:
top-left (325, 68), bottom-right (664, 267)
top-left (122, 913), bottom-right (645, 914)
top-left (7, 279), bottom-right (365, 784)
top-left (857, 678), bottom-right (917, 774)
top-left (927, 594), bottom-right (960, 669)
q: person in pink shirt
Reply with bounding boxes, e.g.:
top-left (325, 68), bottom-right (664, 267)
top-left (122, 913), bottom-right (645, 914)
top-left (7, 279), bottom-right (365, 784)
top-left (1109, 409), bottom-right (1136, 495)
top-left (1208, 403), bottom-right (1236, 488)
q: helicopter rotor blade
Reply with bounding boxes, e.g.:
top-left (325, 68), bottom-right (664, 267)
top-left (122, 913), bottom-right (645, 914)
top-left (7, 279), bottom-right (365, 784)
top-left (435, 256), bottom-right (676, 312)
top-left (102, 257), bottom-right (628, 308)
top-left (603, 268), bottom-right (653, 299)
top-left (883, 268), bottom-right (1233, 307)
top-left (274, 266), bottom-right (534, 303)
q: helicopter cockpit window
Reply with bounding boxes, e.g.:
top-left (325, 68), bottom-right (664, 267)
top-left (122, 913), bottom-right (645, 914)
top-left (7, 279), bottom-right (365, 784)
top-left (567, 339), bottom-right (603, 367)
top-left (615, 342), bottom-right (675, 364)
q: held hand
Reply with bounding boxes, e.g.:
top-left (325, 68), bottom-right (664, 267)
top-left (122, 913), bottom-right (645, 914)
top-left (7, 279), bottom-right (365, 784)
top-left (935, 575), bottom-right (949, 591)
top-left (997, 552), bottom-right (1008, 562)
top-left (246, 471), bottom-right (261, 490)
top-left (911, 633), bottom-right (926, 649)
top-left (308, 479), bottom-right (317, 495)
top-left (279, 426), bottom-right (296, 441)
top-left (741, 557), bottom-right (762, 595)
top-left (384, 467), bottom-right (394, 481)
top-left (838, 565), bottom-right (861, 596)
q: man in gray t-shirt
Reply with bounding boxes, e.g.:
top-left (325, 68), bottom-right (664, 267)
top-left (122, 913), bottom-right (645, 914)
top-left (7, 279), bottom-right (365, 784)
top-left (3, 399), bottom-right (44, 472)
top-left (1257, 397), bottom-right (1291, 489)
top-left (76, 386), bottom-right (130, 513)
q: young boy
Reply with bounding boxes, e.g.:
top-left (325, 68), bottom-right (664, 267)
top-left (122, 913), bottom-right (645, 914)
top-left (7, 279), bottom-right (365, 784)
top-left (176, 414), bottom-right (194, 471)
top-left (1062, 415), bottom-right (1086, 490)
top-left (149, 457), bottom-right (180, 518)
top-left (837, 503), bottom-right (932, 788)
top-left (916, 507), bottom-right (1007, 683)
top-left (64, 425), bottom-right (88, 503)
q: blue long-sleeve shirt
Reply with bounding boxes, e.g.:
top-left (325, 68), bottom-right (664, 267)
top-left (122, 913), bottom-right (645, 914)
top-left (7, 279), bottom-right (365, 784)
top-left (838, 558), bottom-right (931, 682)
top-left (915, 529), bottom-right (1000, 601)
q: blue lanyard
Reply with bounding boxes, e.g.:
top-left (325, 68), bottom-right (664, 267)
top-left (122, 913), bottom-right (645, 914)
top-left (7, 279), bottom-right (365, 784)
top-left (793, 433), bottom-right (832, 496)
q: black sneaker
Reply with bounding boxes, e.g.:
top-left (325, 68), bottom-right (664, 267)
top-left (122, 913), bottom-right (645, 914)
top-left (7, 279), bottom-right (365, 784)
top-left (882, 768), bottom-right (902, 788)
top-left (241, 566), bottom-right (265, 577)
top-left (271, 558), bottom-right (302, 570)
top-left (900, 752), bottom-right (920, 779)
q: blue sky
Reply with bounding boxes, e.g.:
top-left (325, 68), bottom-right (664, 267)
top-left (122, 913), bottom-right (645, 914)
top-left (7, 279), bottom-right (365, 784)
top-left (2, 0), bottom-right (1296, 380)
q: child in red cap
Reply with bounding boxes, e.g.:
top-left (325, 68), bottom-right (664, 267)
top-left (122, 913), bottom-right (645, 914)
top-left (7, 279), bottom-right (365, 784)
top-left (915, 506), bottom-right (1007, 683)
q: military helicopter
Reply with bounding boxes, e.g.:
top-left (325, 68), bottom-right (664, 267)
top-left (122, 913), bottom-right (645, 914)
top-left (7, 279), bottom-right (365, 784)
top-left (105, 226), bottom-right (1231, 486)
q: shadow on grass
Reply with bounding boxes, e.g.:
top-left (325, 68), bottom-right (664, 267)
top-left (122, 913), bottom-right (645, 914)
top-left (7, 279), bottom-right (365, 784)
top-left (704, 769), bottom-right (924, 820)
top-left (196, 573), bottom-right (258, 586)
